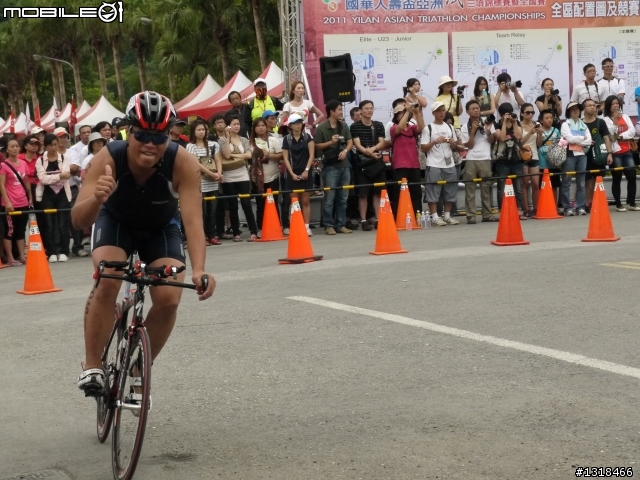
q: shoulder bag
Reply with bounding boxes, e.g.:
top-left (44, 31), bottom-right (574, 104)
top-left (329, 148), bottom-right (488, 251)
top-left (592, 119), bottom-right (609, 166)
top-left (546, 128), bottom-right (567, 167)
top-left (221, 139), bottom-right (247, 171)
top-left (356, 124), bottom-right (385, 179)
top-left (1, 160), bottom-right (31, 204)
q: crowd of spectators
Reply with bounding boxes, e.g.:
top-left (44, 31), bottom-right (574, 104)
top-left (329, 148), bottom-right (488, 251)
top-left (1, 59), bottom-right (639, 265)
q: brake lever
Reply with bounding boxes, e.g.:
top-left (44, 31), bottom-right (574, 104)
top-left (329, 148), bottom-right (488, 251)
top-left (196, 275), bottom-right (208, 295)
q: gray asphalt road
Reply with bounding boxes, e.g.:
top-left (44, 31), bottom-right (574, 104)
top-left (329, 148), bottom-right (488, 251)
top-left (2, 210), bottom-right (640, 479)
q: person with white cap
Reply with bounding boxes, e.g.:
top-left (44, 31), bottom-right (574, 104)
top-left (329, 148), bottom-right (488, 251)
top-left (435, 76), bottom-right (464, 128)
top-left (420, 101), bottom-right (462, 226)
top-left (243, 78), bottom-right (284, 133)
top-left (80, 132), bottom-right (108, 179)
top-left (282, 113), bottom-right (315, 236)
top-left (31, 126), bottom-right (46, 155)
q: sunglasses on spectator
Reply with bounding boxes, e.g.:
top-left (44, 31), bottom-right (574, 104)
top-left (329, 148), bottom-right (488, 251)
top-left (129, 128), bottom-right (169, 145)
top-left (28, 140), bottom-right (40, 145)
top-left (523, 111), bottom-right (535, 114)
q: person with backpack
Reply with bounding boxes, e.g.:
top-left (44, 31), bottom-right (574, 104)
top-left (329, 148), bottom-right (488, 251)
top-left (420, 101), bottom-right (462, 226)
top-left (536, 110), bottom-right (562, 209)
top-left (582, 98), bottom-right (613, 211)
top-left (494, 103), bottom-right (527, 220)
top-left (560, 102), bottom-right (592, 216)
top-left (282, 114), bottom-right (315, 236)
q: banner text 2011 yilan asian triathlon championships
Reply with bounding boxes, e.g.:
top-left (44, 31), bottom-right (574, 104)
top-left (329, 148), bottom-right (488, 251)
top-left (303, 0), bottom-right (640, 121)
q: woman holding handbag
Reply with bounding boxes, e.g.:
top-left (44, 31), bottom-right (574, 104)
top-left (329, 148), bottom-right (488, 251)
top-left (36, 134), bottom-right (72, 262)
top-left (218, 115), bottom-right (258, 242)
top-left (187, 119), bottom-right (224, 245)
top-left (0, 138), bottom-right (33, 266)
top-left (602, 95), bottom-right (639, 212)
top-left (560, 102), bottom-right (591, 216)
top-left (519, 103), bottom-right (541, 216)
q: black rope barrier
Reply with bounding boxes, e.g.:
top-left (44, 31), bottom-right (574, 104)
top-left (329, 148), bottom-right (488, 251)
top-left (1, 165), bottom-right (637, 216)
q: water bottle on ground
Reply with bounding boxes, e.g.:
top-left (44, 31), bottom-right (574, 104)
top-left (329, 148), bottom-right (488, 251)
top-left (416, 211), bottom-right (422, 226)
top-left (406, 213), bottom-right (412, 231)
top-left (424, 212), bottom-right (431, 229)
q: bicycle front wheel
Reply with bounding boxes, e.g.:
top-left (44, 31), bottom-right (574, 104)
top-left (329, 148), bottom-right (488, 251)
top-left (112, 327), bottom-right (152, 480)
top-left (97, 304), bottom-right (123, 443)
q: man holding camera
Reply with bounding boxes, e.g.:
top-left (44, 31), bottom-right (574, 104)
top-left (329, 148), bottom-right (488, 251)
top-left (314, 99), bottom-right (353, 235)
top-left (495, 73), bottom-right (525, 120)
top-left (460, 100), bottom-right (498, 224)
top-left (494, 103), bottom-right (526, 219)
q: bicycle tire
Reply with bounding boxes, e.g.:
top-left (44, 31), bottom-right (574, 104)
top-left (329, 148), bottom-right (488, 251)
top-left (97, 304), bottom-right (124, 443)
top-left (111, 327), bottom-right (152, 480)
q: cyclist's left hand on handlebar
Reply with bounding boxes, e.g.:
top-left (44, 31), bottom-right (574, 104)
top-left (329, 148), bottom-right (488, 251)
top-left (192, 272), bottom-right (215, 300)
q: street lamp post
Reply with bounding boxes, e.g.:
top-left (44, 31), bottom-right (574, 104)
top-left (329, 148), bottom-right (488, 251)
top-left (33, 54), bottom-right (83, 106)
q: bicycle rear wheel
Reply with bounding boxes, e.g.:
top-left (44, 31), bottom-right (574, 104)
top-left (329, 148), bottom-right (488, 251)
top-left (97, 304), bottom-right (124, 443)
top-left (111, 327), bottom-right (152, 480)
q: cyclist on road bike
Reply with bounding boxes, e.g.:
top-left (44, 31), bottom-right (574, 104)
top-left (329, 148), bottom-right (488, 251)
top-left (72, 91), bottom-right (215, 395)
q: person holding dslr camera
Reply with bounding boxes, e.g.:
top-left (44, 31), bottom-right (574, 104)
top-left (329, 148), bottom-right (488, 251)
top-left (536, 78), bottom-right (563, 129)
top-left (390, 101), bottom-right (425, 215)
top-left (459, 99), bottom-right (498, 224)
top-left (314, 99), bottom-right (353, 235)
top-left (495, 73), bottom-right (526, 120)
top-left (494, 103), bottom-right (527, 220)
top-left (435, 76), bottom-right (464, 128)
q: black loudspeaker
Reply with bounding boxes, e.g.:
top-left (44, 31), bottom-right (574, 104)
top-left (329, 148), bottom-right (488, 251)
top-left (319, 53), bottom-right (356, 103)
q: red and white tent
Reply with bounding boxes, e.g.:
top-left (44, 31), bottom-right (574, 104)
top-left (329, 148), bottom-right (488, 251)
top-left (76, 100), bottom-right (91, 118)
top-left (240, 62), bottom-right (285, 102)
top-left (42, 103), bottom-right (72, 132)
top-left (74, 96), bottom-right (124, 135)
top-left (179, 70), bottom-right (252, 119)
top-left (174, 75), bottom-right (222, 112)
top-left (0, 113), bottom-right (26, 135)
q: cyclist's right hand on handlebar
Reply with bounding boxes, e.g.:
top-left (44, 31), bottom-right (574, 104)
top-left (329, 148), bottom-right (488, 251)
top-left (95, 165), bottom-right (116, 204)
top-left (193, 272), bottom-right (215, 301)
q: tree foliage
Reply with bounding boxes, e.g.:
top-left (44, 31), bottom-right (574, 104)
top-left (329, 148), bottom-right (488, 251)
top-left (0, 0), bottom-right (281, 117)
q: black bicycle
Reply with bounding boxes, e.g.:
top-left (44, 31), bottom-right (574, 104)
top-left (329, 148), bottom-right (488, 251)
top-left (92, 255), bottom-right (207, 480)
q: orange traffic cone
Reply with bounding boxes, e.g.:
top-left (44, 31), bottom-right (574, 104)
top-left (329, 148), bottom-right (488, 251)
top-left (491, 179), bottom-right (530, 246)
top-left (278, 198), bottom-right (323, 264)
top-left (255, 189), bottom-right (286, 242)
top-left (582, 176), bottom-right (620, 242)
top-left (370, 190), bottom-right (408, 255)
top-left (395, 178), bottom-right (421, 230)
top-left (533, 169), bottom-right (562, 220)
top-left (0, 257), bottom-right (7, 269)
top-left (17, 217), bottom-right (62, 295)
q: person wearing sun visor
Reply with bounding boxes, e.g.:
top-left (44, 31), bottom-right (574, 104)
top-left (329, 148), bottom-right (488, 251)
top-left (72, 91), bottom-right (216, 396)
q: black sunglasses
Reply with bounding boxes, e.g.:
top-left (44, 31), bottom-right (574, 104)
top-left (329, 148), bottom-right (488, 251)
top-left (523, 111), bottom-right (535, 114)
top-left (130, 129), bottom-right (169, 145)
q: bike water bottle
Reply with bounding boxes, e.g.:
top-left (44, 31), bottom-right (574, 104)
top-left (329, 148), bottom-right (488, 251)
top-left (424, 212), bottom-right (431, 229)
top-left (416, 211), bottom-right (422, 225)
top-left (406, 213), bottom-right (412, 231)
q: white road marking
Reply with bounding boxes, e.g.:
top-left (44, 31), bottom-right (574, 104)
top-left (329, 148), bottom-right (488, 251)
top-left (289, 296), bottom-right (640, 381)
top-left (600, 263), bottom-right (640, 270)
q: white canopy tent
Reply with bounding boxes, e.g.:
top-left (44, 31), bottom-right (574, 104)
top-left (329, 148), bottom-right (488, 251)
top-left (0, 113), bottom-right (26, 135)
top-left (74, 96), bottom-right (125, 135)
top-left (76, 100), bottom-right (92, 118)
top-left (42, 103), bottom-right (72, 132)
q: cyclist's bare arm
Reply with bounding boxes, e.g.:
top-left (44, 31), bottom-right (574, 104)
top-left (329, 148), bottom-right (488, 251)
top-left (72, 149), bottom-right (117, 230)
top-left (173, 148), bottom-right (216, 300)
